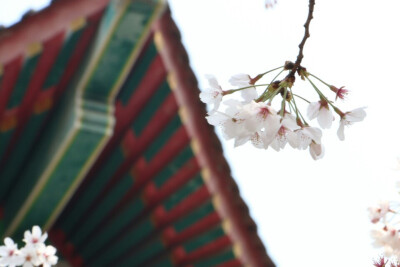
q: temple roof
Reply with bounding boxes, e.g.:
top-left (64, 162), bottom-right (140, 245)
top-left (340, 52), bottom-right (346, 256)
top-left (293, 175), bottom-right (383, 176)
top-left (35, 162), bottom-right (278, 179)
top-left (0, 1), bottom-right (275, 266)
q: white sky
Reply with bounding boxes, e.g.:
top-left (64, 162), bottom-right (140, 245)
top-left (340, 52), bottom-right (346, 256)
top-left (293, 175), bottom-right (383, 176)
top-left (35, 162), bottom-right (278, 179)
top-left (2, 0), bottom-right (400, 266)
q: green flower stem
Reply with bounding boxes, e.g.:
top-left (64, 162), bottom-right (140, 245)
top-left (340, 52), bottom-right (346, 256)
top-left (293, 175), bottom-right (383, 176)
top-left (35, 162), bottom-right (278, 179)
top-left (290, 93), bottom-right (308, 125)
top-left (267, 85), bottom-right (283, 103)
top-left (309, 73), bottom-right (331, 87)
top-left (306, 76), bottom-right (343, 116)
top-left (288, 101), bottom-right (297, 118)
top-left (259, 66), bottom-right (284, 76)
top-left (306, 76), bottom-right (328, 101)
top-left (293, 93), bottom-right (310, 103)
top-left (258, 69), bottom-right (285, 101)
top-left (288, 101), bottom-right (294, 113)
top-left (280, 88), bottom-right (288, 117)
top-left (289, 93), bottom-right (300, 119)
top-left (224, 83), bottom-right (270, 95)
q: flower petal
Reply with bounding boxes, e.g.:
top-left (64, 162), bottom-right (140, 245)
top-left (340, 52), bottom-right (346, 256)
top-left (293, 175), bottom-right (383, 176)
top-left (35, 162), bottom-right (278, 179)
top-left (206, 112), bottom-right (229, 126)
top-left (287, 131), bottom-right (299, 149)
top-left (309, 142), bottom-right (324, 160)
top-left (337, 120), bottom-right (345, 141)
top-left (346, 107), bottom-right (367, 122)
top-left (317, 107), bottom-right (333, 129)
top-left (302, 127), bottom-right (322, 144)
top-left (282, 114), bottom-right (300, 131)
top-left (32, 226), bottom-right (41, 238)
top-left (229, 73), bottom-right (251, 87)
top-left (4, 237), bottom-right (15, 248)
top-left (234, 135), bottom-right (249, 147)
top-left (205, 74), bottom-right (220, 89)
top-left (307, 102), bottom-right (320, 120)
top-left (240, 88), bottom-right (258, 103)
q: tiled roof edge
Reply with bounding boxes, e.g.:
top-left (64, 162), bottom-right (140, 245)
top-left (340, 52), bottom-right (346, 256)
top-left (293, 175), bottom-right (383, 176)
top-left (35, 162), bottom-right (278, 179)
top-left (0, 0), bottom-right (110, 64)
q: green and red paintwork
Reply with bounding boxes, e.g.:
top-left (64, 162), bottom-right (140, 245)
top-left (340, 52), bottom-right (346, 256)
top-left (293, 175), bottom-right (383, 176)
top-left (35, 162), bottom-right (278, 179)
top-left (0, 0), bottom-right (275, 266)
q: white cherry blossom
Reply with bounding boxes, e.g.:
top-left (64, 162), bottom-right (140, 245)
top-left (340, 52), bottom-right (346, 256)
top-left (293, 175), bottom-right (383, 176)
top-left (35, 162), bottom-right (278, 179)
top-left (229, 73), bottom-right (258, 103)
top-left (233, 100), bottom-right (280, 147)
top-left (0, 226), bottom-right (57, 267)
top-left (337, 107), bottom-right (367, 141)
top-left (287, 126), bottom-right (322, 150)
top-left (206, 100), bottom-right (249, 146)
top-left (20, 245), bottom-right (40, 267)
top-left (368, 201), bottom-right (390, 224)
top-left (23, 225), bottom-right (48, 248)
top-left (206, 110), bottom-right (246, 143)
top-left (270, 114), bottom-right (300, 151)
top-left (0, 238), bottom-right (24, 267)
top-left (250, 131), bottom-right (265, 149)
top-left (371, 225), bottom-right (400, 257)
top-left (241, 101), bottom-right (281, 140)
top-left (199, 75), bottom-right (224, 113)
top-left (207, 100), bottom-right (282, 148)
top-left (37, 245), bottom-right (58, 267)
top-left (307, 101), bottom-right (334, 129)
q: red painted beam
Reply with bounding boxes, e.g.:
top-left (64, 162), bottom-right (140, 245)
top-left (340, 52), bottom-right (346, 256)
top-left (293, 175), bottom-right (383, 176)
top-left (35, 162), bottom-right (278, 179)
top-left (175, 236), bottom-right (232, 266)
top-left (0, 57), bottom-right (22, 120)
top-left (0, 31), bottom-right (65, 168)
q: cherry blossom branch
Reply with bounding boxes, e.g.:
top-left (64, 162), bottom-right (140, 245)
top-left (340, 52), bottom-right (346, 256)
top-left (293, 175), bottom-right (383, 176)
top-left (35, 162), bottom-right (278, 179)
top-left (287, 0), bottom-right (315, 78)
top-left (199, 0), bottom-right (366, 160)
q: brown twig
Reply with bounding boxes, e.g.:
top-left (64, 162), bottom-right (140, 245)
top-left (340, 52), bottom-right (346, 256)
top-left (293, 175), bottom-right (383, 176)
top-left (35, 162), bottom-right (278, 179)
top-left (287, 0), bottom-right (315, 78)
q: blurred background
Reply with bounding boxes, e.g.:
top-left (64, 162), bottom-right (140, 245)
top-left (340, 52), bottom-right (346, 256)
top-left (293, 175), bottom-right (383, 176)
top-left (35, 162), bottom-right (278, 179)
top-left (1, 0), bottom-right (400, 266)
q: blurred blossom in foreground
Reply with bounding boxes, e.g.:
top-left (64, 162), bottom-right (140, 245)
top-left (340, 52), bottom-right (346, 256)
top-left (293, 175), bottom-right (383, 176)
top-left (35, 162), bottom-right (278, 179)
top-left (0, 226), bottom-right (58, 267)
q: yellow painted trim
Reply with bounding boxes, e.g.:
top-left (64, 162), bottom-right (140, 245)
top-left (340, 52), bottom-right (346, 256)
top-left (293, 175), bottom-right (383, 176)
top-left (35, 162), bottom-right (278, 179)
top-left (177, 106), bottom-right (188, 124)
top-left (33, 98), bottom-right (53, 114)
top-left (26, 42), bottom-right (42, 57)
top-left (0, 115), bottom-right (17, 132)
top-left (222, 219), bottom-right (231, 233)
top-left (154, 31), bottom-right (164, 51)
top-left (232, 243), bottom-right (242, 259)
top-left (5, 126), bottom-right (80, 236)
top-left (211, 194), bottom-right (221, 210)
top-left (70, 17), bottom-right (86, 31)
top-left (166, 73), bottom-right (177, 91)
top-left (0, 64), bottom-right (3, 76)
top-left (200, 167), bottom-right (211, 183)
top-left (190, 138), bottom-right (201, 155)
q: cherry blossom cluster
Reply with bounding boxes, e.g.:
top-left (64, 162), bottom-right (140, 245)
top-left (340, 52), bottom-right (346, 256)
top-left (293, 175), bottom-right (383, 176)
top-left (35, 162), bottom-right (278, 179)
top-left (369, 200), bottom-right (400, 256)
top-left (369, 195), bottom-right (400, 266)
top-left (368, 163), bottom-right (400, 266)
top-left (369, 200), bottom-right (400, 266)
top-left (0, 226), bottom-right (58, 267)
top-left (200, 62), bottom-right (366, 160)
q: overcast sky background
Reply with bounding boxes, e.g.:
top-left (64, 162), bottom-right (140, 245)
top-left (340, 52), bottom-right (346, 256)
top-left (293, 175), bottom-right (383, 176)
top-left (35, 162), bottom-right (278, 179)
top-left (1, 0), bottom-right (400, 266)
